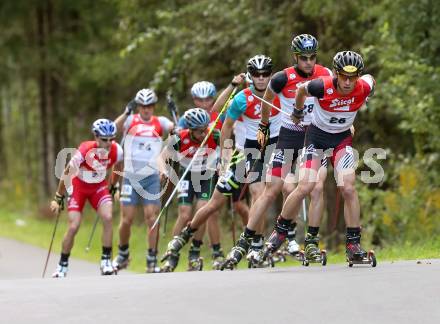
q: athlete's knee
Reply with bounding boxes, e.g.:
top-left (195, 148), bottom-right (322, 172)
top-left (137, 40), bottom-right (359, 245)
top-left (178, 211), bottom-right (192, 224)
top-left (296, 180), bottom-right (315, 197)
top-left (100, 213), bottom-right (113, 225)
top-left (121, 215), bottom-right (134, 228)
top-left (67, 222), bottom-right (80, 235)
top-left (340, 183), bottom-right (357, 200)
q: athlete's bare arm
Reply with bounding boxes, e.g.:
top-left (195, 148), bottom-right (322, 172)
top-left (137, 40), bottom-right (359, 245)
top-left (292, 84), bottom-right (309, 124)
top-left (114, 113), bottom-right (128, 134)
top-left (260, 87), bottom-right (276, 125)
top-left (212, 73), bottom-right (246, 112)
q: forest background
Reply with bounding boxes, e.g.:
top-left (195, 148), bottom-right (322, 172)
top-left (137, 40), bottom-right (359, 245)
top-left (0, 0), bottom-right (439, 259)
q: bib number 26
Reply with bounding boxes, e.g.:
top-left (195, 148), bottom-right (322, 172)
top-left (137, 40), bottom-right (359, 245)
top-left (329, 117), bottom-right (346, 124)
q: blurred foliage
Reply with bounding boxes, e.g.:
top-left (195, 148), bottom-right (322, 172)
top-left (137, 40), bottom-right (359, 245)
top-left (0, 0), bottom-right (438, 248)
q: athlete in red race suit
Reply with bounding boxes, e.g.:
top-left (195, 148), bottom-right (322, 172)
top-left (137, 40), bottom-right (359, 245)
top-left (264, 50), bottom-right (375, 263)
top-left (50, 119), bottom-right (123, 277)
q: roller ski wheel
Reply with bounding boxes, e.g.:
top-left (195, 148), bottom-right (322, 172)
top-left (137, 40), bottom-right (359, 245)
top-left (298, 250), bottom-right (327, 267)
top-left (272, 249), bottom-right (287, 263)
top-left (188, 257), bottom-right (203, 271)
top-left (247, 255), bottom-right (265, 269)
top-left (347, 250), bottom-right (377, 267)
top-left (220, 258), bottom-right (237, 271)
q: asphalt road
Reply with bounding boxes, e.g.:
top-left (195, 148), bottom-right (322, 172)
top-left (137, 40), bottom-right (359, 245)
top-left (1, 237), bottom-right (439, 324)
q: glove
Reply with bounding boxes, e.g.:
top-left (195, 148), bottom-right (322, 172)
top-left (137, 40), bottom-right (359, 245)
top-left (124, 99), bottom-right (137, 116)
top-left (109, 183), bottom-right (120, 199)
top-left (50, 192), bottom-right (65, 214)
top-left (256, 121), bottom-right (270, 149)
top-left (290, 108), bottom-right (304, 124)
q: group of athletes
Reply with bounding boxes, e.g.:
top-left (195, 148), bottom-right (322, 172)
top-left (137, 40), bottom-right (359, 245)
top-left (49, 33), bottom-right (375, 277)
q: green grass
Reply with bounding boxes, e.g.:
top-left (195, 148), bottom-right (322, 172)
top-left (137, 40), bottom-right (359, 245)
top-left (1, 207), bottom-right (439, 273)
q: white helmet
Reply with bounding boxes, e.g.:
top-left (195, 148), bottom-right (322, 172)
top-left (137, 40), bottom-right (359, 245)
top-left (190, 81), bottom-right (216, 99)
top-left (135, 88), bottom-right (158, 106)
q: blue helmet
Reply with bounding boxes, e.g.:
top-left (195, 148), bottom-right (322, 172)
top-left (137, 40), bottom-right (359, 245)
top-left (191, 81), bottom-right (216, 98)
top-left (183, 108), bottom-right (210, 129)
top-left (92, 119), bottom-right (117, 138)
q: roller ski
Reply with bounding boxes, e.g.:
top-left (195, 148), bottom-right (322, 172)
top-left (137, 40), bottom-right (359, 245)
top-left (211, 250), bottom-right (225, 270)
top-left (271, 246), bottom-right (288, 263)
top-left (220, 233), bottom-right (252, 270)
top-left (100, 258), bottom-right (116, 275)
top-left (146, 253), bottom-right (160, 273)
top-left (346, 238), bottom-right (376, 267)
top-left (298, 234), bottom-right (327, 266)
top-left (160, 252), bottom-right (180, 272)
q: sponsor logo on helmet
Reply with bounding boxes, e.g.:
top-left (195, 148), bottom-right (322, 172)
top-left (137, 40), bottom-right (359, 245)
top-left (342, 65), bottom-right (358, 73)
top-left (304, 40), bottom-right (314, 47)
top-left (289, 73), bottom-right (296, 79)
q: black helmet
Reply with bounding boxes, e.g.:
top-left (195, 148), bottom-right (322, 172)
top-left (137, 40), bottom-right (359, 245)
top-left (291, 34), bottom-right (318, 54)
top-left (247, 54), bottom-right (273, 75)
top-left (333, 51), bottom-right (364, 74)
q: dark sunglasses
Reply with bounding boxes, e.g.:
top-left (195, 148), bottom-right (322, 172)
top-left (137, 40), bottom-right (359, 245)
top-left (337, 72), bottom-right (359, 81)
top-left (250, 71), bottom-right (271, 78)
top-left (298, 54), bottom-right (317, 62)
top-left (99, 137), bottom-right (115, 142)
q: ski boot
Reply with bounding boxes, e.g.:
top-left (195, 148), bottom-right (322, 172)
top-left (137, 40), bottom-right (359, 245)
top-left (101, 258), bottom-right (116, 275)
top-left (211, 250), bottom-right (225, 270)
top-left (52, 262), bottom-right (68, 278)
top-left (286, 224), bottom-right (300, 257)
top-left (112, 250), bottom-right (130, 271)
top-left (261, 228), bottom-right (288, 265)
top-left (247, 236), bottom-right (267, 268)
top-left (298, 233), bottom-right (327, 266)
top-left (346, 235), bottom-right (376, 267)
top-left (287, 238), bottom-right (300, 257)
top-left (187, 254), bottom-right (203, 271)
top-left (146, 252), bottom-right (160, 273)
top-left (160, 252), bottom-right (180, 272)
top-left (160, 225), bottom-right (194, 262)
top-left (220, 233), bottom-right (252, 270)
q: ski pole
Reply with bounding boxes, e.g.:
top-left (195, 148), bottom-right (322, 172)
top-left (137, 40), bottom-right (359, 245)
top-left (150, 87), bottom-right (238, 232)
top-left (42, 209), bottom-right (62, 278)
top-left (302, 198), bottom-right (307, 222)
top-left (252, 93), bottom-right (290, 117)
top-left (85, 214), bottom-right (100, 252)
top-left (230, 196), bottom-right (236, 245)
top-left (166, 91), bottom-right (180, 125)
